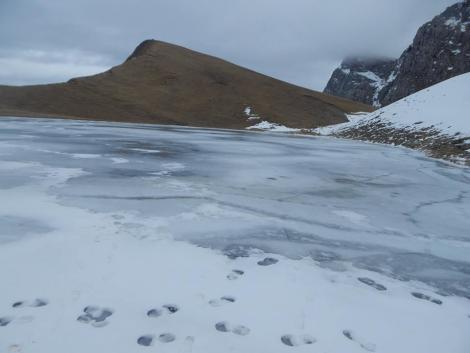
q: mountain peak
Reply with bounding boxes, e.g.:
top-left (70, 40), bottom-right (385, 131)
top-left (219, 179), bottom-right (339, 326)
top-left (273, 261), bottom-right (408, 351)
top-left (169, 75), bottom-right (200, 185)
top-left (126, 39), bottom-right (163, 61)
top-left (0, 40), bottom-right (370, 129)
top-left (324, 0), bottom-right (470, 107)
top-left (324, 56), bottom-right (396, 107)
top-left (340, 56), bottom-right (395, 69)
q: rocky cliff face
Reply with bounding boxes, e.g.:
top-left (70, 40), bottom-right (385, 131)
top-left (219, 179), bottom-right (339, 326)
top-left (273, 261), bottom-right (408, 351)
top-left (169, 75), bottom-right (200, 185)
top-left (380, 0), bottom-right (470, 105)
top-left (324, 57), bottom-right (395, 107)
top-left (324, 0), bottom-right (470, 107)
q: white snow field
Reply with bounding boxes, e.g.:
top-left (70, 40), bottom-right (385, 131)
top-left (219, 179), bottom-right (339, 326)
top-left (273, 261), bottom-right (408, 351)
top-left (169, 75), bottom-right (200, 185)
top-left (0, 117), bottom-right (469, 353)
top-left (316, 72), bottom-right (470, 138)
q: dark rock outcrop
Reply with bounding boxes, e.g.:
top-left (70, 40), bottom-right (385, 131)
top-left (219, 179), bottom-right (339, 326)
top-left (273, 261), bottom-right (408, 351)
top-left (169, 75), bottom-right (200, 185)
top-left (324, 0), bottom-right (470, 107)
top-left (324, 57), bottom-right (395, 107)
top-left (380, 0), bottom-right (470, 105)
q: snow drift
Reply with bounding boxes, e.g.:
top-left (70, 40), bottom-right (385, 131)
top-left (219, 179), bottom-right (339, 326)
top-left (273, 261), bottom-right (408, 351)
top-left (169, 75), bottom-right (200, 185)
top-left (316, 73), bottom-right (470, 164)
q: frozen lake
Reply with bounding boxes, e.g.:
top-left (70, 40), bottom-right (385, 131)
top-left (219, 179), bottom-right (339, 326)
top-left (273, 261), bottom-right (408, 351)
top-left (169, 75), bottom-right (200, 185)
top-left (1, 117), bottom-right (469, 353)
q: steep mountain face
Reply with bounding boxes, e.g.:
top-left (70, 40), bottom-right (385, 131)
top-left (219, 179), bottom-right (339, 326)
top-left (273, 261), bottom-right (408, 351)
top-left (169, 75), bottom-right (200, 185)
top-left (380, 0), bottom-right (470, 105)
top-left (0, 40), bottom-right (370, 129)
top-left (323, 57), bottom-right (395, 107)
top-left (324, 0), bottom-right (470, 107)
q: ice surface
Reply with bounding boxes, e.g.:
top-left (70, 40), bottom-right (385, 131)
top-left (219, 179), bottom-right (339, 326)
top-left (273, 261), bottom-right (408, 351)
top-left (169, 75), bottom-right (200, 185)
top-left (0, 117), bottom-right (469, 353)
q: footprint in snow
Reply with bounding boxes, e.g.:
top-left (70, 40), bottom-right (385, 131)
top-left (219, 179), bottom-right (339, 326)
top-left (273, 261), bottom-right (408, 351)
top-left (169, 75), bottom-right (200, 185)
top-left (209, 296), bottom-right (236, 307)
top-left (0, 316), bottom-right (35, 327)
top-left (8, 344), bottom-right (22, 353)
top-left (0, 317), bottom-right (13, 327)
top-left (280, 334), bottom-right (316, 347)
top-left (137, 335), bottom-right (155, 347)
top-left (411, 292), bottom-right (443, 305)
top-left (137, 333), bottom-right (176, 347)
top-left (227, 269), bottom-right (244, 280)
top-left (215, 321), bottom-right (250, 336)
top-left (12, 298), bottom-right (48, 308)
top-left (77, 306), bottom-right (114, 327)
top-left (223, 244), bottom-right (256, 259)
top-left (147, 304), bottom-right (179, 318)
top-left (343, 330), bottom-right (376, 352)
top-left (257, 257), bottom-right (278, 266)
top-left (357, 277), bottom-right (387, 291)
top-left (158, 333), bottom-right (176, 343)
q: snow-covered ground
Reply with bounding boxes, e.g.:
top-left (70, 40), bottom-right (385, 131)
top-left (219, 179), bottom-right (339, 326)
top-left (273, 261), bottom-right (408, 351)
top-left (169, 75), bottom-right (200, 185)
top-left (246, 120), bottom-right (300, 132)
top-left (1, 117), bottom-right (469, 353)
top-left (316, 73), bottom-right (470, 164)
top-left (316, 73), bottom-right (470, 138)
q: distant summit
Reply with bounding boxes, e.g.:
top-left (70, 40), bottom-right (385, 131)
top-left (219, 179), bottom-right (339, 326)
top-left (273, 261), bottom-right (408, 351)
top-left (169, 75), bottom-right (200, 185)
top-left (324, 57), bottom-right (395, 107)
top-left (0, 40), bottom-right (369, 129)
top-left (324, 0), bottom-right (470, 107)
top-left (125, 39), bottom-right (160, 61)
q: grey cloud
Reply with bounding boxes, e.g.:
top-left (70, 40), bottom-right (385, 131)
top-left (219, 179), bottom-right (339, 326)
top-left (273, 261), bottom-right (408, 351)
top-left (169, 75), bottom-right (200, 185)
top-left (0, 0), bottom-right (457, 89)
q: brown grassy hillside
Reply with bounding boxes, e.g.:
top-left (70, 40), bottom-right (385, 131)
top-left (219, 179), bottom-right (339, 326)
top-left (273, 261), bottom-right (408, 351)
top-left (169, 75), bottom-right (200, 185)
top-left (0, 40), bottom-right (371, 128)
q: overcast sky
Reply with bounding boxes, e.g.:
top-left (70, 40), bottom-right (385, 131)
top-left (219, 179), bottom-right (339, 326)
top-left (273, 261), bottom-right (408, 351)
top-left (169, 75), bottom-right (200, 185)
top-left (0, 0), bottom-right (457, 90)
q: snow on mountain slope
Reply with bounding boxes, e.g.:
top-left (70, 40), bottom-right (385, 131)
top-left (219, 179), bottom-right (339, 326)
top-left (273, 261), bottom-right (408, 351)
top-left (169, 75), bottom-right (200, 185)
top-left (369, 72), bottom-right (470, 136)
top-left (317, 73), bottom-right (470, 164)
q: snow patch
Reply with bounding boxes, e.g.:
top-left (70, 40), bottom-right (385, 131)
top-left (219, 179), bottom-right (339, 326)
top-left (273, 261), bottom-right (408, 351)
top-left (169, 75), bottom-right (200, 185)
top-left (445, 17), bottom-right (461, 28)
top-left (352, 70), bottom-right (389, 107)
top-left (316, 73), bottom-right (470, 137)
top-left (244, 106), bottom-right (261, 121)
top-left (246, 121), bottom-right (300, 132)
top-left (357, 71), bottom-right (382, 83)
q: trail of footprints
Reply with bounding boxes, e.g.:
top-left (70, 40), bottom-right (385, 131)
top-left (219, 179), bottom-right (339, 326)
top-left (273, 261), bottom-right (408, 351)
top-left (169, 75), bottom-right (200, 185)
top-left (0, 257), bottom-right (450, 350)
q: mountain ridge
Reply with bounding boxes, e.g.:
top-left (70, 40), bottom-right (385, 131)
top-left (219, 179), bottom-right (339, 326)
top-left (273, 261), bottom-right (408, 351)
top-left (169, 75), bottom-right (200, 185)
top-left (0, 40), bottom-right (370, 129)
top-left (324, 0), bottom-right (470, 107)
